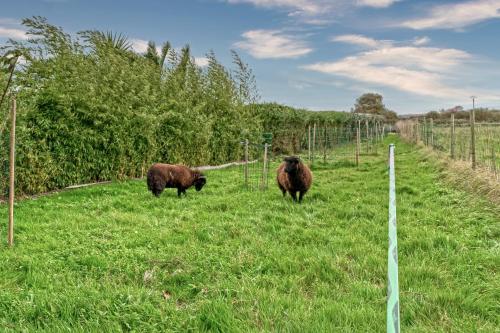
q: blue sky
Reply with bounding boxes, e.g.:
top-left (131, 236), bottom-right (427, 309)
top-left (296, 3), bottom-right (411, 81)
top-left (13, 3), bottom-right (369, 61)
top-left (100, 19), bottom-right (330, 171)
top-left (1, 0), bottom-right (500, 114)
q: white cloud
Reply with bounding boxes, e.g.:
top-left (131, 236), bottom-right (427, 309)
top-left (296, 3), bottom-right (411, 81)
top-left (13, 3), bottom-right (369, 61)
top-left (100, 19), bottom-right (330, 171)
top-left (225, 0), bottom-right (398, 24)
top-left (130, 38), bottom-right (149, 53)
top-left (305, 60), bottom-right (465, 98)
top-left (0, 18), bottom-right (20, 25)
top-left (234, 29), bottom-right (313, 59)
top-left (289, 80), bottom-right (312, 90)
top-left (355, 0), bottom-right (398, 8)
top-left (194, 56), bottom-right (209, 67)
top-left (226, 0), bottom-right (327, 15)
top-left (332, 34), bottom-right (392, 48)
top-left (303, 35), bottom-right (479, 99)
top-left (0, 20), bottom-right (27, 40)
top-left (227, 0), bottom-right (398, 12)
top-left (0, 27), bottom-right (27, 40)
top-left (130, 38), bottom-right (165, 55)
top-left (401, 0), bottom-right (500, 30)
top-left (412, 36), bottom-right (430, 46)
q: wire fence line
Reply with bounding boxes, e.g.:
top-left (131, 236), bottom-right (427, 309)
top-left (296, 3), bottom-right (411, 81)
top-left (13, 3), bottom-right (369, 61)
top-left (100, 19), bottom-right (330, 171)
top-left (397, 115), bottom-right (499, 179)
top-left (239, 121), bottom-right (387, 190)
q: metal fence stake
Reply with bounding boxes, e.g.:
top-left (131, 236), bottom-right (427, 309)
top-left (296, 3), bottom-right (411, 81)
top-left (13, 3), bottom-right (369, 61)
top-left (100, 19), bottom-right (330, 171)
top-left (387, 144), bottom-right (400, 333)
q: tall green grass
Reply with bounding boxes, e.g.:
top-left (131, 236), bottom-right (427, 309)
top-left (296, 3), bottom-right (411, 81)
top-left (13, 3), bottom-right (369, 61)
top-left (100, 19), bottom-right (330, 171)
top-left (0, 137), bottom-right (498, 332)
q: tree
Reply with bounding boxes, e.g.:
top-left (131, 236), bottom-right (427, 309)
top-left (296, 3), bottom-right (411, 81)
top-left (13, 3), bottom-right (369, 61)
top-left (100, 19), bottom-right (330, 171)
top-left (384, 109), bottom-right (398, 123)
top-left (353, 93), bottom-right (385, 115)
top-left (353, 92), bottom-right (399, 122)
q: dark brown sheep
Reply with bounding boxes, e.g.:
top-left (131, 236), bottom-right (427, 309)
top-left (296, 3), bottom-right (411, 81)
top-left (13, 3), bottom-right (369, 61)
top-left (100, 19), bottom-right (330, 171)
top-left (277, 156), bottom-right (312, 203)
top-left (147, 163), bottom-right (206, 197)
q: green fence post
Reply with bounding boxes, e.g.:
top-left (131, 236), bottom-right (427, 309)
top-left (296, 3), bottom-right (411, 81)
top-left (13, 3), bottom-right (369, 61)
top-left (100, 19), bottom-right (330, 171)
top-left (387, 144), bottom-right (400, 333)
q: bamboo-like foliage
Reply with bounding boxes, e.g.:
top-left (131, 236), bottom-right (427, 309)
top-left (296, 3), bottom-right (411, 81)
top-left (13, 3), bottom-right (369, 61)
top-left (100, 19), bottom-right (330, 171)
top-left (0, 17), bottom-right (356, 196)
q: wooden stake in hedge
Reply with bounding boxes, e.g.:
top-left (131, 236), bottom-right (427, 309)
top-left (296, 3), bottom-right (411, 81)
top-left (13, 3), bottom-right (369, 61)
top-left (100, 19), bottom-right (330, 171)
top-left (8, 96), bottom-right (17, 247)
top-left (244, 139), bottom-right (249, 187)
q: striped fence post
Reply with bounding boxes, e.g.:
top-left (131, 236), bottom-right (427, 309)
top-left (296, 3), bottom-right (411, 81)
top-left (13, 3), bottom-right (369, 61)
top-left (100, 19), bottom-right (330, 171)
top-left (387, 144), bottom-right (400, 333)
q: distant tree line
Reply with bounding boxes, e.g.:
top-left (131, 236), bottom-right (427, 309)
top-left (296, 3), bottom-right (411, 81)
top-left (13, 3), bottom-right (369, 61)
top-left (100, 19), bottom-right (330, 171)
top-left (424, 106), bottom-right (500, 123)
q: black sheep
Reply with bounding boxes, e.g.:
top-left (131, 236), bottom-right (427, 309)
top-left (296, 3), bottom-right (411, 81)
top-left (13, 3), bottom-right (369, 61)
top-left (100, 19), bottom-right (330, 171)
top-left (276, 156), bottom-right (313, 203)
top-left (147, 163), bottom-right (206, 197)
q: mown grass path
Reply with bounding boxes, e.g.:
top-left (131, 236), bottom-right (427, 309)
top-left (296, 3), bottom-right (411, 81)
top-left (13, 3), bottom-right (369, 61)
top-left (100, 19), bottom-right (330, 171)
top-left (1, 136), bottom-right (498, 332)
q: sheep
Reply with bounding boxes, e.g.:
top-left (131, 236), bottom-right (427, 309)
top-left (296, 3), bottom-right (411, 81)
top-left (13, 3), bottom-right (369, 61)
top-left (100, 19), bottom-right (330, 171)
top-left (276, 156), bottom-right (312, 203)
top-left (147, 163), bottom-right (206, 197)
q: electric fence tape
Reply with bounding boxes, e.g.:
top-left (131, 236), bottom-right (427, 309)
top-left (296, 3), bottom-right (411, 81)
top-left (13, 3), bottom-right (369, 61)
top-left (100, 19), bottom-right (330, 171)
top-left (387, 144), bottom-right (400, 333)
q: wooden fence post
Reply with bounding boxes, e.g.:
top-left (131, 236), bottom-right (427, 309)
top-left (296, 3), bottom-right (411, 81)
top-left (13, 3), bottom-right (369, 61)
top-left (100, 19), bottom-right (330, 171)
top-left (8, 96), bottom-right (17, 247)
top-left (365, 119), bottom-right (370, 153)
top-left (470, 107), bottom-right (476, 169)
top-left (308, 125), bottom-right (311, 164)
top-left (413, 121), bottom-right (417, 143)
top-left (261, 143), bottom-right (269, 190)
top-left (430, 118), bottom-right (434, 147)
top-left (423, 117), bottom-right (427, 145)
top-left (416, 119), bottom-right (420, 143)
top-left (490, 129), bottom-right (497, 176)
top-left (356, 120), bottom-right (360, 166)
top-left (312, 123), bottom-right (317, 165)
top-left (450, 113), bottom-right (455, 159)
top-left (322, 126), bottom-right (327, 164)
top-left (492, 146), bottom-right (497, 176)
top-left (244, 139), bottom-right (249, 187)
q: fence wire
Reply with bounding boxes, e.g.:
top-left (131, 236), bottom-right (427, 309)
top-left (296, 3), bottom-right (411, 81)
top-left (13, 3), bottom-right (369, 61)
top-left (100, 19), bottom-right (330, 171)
top-left (239, 122), bottom-right (387, 190)
top-left (398, 119), bottom-right (499, 179)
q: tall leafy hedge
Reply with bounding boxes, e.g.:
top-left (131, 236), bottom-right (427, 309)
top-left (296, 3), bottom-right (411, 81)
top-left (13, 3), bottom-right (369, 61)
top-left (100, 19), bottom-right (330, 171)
top-left (0, 17), bottom-right (350, 196)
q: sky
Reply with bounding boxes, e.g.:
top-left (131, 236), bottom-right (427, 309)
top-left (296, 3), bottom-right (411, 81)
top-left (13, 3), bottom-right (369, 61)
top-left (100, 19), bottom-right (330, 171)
top-left (1, 0), bottom-right (500, 114)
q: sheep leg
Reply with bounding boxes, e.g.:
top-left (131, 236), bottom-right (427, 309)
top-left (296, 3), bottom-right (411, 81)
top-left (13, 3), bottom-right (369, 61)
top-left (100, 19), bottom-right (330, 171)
top-left (290, 191), bottom-right (297, 202)
top-left (299, 191), bottom-right (306, 203)
top-left (151, 185), bottom-right (164, 197)
top-left (177, 188), bottom-right (183, 197)
top-left (278, 184), bottom-right (286, 196)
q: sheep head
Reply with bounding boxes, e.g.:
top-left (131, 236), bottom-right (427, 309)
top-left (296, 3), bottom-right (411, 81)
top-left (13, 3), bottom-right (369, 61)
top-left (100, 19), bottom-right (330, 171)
top-left (284, 156), bottom-right (301, 174)
top-left (194, 175), bottom-right (206, 191)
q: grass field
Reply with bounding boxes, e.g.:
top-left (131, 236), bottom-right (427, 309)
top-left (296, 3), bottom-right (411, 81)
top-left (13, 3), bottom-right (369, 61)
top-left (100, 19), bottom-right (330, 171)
top-left (0, 136), bottom-right (498, 332)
